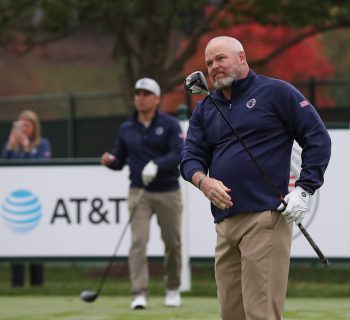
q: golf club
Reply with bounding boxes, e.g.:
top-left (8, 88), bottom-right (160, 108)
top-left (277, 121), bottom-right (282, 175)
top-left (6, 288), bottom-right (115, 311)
top-left (80, 189), bottom-right (145, 302)
top-left (184, 71), bottom-right (330, 266)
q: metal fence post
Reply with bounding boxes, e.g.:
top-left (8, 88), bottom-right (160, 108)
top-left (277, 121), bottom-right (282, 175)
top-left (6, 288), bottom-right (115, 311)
top-left (68, 92), bottom-right (77, 157)
top-left (309, 77), bottom-right (316, 106)
top-left (177, 103), bottom-right (191, 292)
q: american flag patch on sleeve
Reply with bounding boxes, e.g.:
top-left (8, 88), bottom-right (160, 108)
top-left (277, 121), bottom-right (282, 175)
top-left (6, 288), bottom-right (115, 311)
top-left (299, 100), bottom-right (309, 108)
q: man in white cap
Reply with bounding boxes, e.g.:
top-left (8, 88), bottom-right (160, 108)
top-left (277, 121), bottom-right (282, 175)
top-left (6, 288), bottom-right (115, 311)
top-left (101, 77), bottom-right (184, 310)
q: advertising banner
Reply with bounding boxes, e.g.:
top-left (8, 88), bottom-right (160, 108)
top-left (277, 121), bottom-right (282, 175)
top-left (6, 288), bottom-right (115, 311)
top-left (0, 130), bottom-right (349, 259)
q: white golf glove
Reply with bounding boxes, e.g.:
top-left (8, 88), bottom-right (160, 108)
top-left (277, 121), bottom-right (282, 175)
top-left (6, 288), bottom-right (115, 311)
top-left (277, 186), bottom-right (311, 224)
top-left (142, 161), bottom-right (158, 186)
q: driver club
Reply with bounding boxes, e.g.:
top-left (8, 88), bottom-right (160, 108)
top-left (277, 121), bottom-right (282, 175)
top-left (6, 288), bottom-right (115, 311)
top-left (80, 189), bottom-right (145, 302)
top-left (184, 71), bottom-right (330, 266)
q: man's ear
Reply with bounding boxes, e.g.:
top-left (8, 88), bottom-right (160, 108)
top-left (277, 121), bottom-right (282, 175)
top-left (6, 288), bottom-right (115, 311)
top-left (239, 51), bottom-right (246, 64)
top-left (155, 96), bottom-right (161, 105)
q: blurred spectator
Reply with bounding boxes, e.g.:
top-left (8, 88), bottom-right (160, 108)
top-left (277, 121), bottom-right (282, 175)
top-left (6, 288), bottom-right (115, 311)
top-left (2, 110), bottom-right (51, 287)
top-left (2, 110), bottom-right (51, 159)
top-left (101, 78), bottom-right (184, 309)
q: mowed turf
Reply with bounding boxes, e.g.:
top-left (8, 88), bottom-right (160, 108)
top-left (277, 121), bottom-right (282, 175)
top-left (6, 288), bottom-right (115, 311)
top-left (2, 297), bottom-right (350, 320)
top-left (1, 262), bottom-right (350, 319)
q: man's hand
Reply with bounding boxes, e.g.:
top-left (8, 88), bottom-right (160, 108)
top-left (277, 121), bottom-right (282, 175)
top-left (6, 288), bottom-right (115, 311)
top-left (193, 172), bottom-right (233, 210)
top-left (277, 186), bottom-right (311, 224)
top-left (101, 152), bottom-right (116, 166)
top-left (142, 161), bottom-right (158, 186)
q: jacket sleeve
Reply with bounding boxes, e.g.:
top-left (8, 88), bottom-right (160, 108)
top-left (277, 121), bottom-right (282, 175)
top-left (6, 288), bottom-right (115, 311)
top-left (273, 82), bottom-right (331, 193)
top-left (108, 127), bottom-right (128, 171)
top-left (180, 102), bottom-right (212, 182)
top-left (152, 118), bottom-right (184, 171)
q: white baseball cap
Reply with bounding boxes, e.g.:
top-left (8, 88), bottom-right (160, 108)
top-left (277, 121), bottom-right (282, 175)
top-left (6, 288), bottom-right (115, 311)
top-left (135, 78), bottom-right (161, 97)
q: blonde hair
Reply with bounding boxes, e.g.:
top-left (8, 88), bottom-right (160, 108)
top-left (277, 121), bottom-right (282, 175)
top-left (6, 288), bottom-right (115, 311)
top-left (18, 110), bottom-right (41, 149)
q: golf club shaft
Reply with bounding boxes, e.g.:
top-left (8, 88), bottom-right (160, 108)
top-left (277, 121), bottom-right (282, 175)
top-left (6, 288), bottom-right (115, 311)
top-left (208, 94), bottom-right (330, 266)
top-left (95, 189), bottom-right (145, 294)
top-left (297, 222), bottom-right (330, 265)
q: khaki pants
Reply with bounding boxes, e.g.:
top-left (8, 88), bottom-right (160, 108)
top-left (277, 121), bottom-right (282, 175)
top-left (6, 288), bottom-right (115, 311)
top-left (128, 188), bottom-right (182, 297)
top-left (215, 211), bottom-right (292, 320)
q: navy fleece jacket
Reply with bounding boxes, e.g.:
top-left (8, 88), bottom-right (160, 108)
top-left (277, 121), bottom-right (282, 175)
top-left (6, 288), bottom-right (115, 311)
top-left (180, 70), bottom-right (331, 223)
top-left (108, 110), bottom-right (184, 192)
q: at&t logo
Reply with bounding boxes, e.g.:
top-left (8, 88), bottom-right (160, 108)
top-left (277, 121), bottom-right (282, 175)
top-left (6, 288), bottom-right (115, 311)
top-left (1, 189), bottom-right (42, 234)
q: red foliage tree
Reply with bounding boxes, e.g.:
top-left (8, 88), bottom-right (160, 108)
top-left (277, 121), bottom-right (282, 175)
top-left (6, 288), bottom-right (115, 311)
top-left (162, 23), bottom-right (334, 114)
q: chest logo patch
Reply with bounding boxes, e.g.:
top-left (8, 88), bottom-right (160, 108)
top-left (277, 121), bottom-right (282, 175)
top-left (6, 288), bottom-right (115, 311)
top-left (246, 98), bottom-right (256, 109)
top-left (155, 126), bottom-right (164, 136)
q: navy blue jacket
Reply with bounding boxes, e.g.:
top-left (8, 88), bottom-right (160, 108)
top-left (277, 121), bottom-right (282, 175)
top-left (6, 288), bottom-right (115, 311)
top-left (2, 138), bottom-right (51, 159)
top-left (108, 110), bottom-right (184, 192)
top-left (180, 70), bottom-right (331, 223)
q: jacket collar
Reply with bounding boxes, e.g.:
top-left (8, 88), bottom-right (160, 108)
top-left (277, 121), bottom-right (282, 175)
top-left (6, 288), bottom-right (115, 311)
top-left (132, 109), bottom-right (159, 125)
top-left (213, 69), bottom-right (256, 101)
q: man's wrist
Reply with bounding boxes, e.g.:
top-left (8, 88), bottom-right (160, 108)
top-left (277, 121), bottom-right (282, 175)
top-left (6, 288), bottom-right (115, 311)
top-left (197, 175), bottom-right (207, 190)
top-left (191, 171), bottom-right (206, 189)
top-left (296, 185), bottom-right (313, 195)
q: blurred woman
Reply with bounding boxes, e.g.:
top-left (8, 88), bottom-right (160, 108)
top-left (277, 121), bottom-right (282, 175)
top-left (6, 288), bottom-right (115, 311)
top-left (2, 110), bottom-right (51, 287)
top-left (3, 110), bottom-right (51, 159)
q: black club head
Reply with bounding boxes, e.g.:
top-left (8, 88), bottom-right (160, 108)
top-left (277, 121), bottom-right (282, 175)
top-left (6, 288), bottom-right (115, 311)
top-left (80, 290), bottom-right (98, 303)
top-left (184, 71), bottom-right (209, 95)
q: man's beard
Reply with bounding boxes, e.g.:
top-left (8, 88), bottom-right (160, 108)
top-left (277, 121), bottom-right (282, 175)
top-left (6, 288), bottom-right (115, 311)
top-left (212, 68), bottom-right (243, 90)
top-left (213, 75), bottom-right (234, 90)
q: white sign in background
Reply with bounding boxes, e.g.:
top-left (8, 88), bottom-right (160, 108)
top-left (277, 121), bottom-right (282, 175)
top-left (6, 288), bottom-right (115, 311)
top-left (0, 130), bottom-right (349, 258)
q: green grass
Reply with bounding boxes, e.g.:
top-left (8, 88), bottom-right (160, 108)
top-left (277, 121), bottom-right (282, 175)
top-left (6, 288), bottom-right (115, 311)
top-left (1, 262), bottom-right (350, 319)
top-left (0, 262), bottom-right (218, 297)
top-left (0, 297), bottom-right (219, 320)
top-left (1, 297), bottom-right (350, 320)
top-left (1, 261), bottom-right (350, 297)
top-left (285, 298), bottom-right (350, 320)
top-left (287, 262), bottom-right (350, 297)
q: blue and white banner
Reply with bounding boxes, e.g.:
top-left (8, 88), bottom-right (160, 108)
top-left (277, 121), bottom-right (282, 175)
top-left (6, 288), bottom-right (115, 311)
top-left (0, 129), bottom-right (349, 258)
